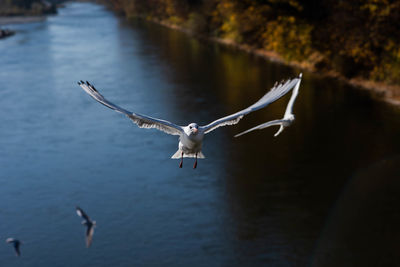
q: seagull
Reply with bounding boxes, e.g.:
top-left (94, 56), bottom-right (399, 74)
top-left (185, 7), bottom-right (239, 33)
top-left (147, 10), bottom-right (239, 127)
top-left (78, 75), bottom-right (301, 168)
top-left (6, 238), bottom-right (22, 256)
top-left (76, 206), bottom-right (96, 248)
top-left (235, 73), bottom-right (302, 138)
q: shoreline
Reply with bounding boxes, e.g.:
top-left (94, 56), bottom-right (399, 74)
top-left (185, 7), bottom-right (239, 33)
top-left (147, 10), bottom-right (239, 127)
top-left (0, 16), bottom-right (46, 26)
top-left (132, 16), bottom-right (400, 108)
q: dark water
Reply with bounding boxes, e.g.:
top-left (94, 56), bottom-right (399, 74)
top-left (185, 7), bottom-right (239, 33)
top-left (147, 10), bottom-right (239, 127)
top-left (1, 2), bottom-right (400, 266)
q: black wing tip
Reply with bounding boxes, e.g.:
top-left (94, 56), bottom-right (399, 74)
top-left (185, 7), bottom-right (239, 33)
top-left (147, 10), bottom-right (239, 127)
top-left (78, 80), bottom-right (99, 92)
top-left (85, 81), bottom-right (98, 92)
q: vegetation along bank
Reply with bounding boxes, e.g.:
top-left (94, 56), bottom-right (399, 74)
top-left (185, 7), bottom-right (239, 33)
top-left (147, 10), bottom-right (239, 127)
top-left (108, 0), bottom-right (400, 105)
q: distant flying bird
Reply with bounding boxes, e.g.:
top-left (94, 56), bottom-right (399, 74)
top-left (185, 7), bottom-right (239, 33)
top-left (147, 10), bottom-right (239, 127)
top-left (76, 206), bottom-right (96, 248)
top-left (78, 75), bottom-right (301, 168)
top-left (6, 238), bottom-right (22, 256)
top-left (235, 73), bottom-right (302, 138)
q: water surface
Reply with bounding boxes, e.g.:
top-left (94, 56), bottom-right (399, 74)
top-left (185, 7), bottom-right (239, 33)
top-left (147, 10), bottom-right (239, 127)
top-left (1, 2), bottom-right (400, 266)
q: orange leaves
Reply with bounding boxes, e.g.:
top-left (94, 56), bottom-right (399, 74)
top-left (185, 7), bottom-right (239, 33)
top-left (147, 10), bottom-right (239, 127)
top-left (262, 16), bottom-right (313, 62)
top-left (109, 0), bottom-right (400, 85)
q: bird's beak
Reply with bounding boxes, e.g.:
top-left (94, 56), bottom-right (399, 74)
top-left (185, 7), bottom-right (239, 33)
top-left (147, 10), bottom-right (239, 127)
top-left (192, 128), bottom-right (198, 134)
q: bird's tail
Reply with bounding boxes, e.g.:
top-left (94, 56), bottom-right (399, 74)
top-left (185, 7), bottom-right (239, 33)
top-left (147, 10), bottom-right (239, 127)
top-left (171, 150), bottom-right (205, 159)
top-left (171, 150), bottom-right (182, 159)
top-left (196, 152), bottom-right (205, 159)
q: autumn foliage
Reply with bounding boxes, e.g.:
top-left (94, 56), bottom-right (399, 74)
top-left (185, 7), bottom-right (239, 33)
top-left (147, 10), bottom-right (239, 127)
top-left (110, 0), bottom-right (400, 85)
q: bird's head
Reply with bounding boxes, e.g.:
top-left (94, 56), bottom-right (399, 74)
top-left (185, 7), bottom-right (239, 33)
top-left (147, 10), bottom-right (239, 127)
top-left (186, 123), bottom-right (199, 136)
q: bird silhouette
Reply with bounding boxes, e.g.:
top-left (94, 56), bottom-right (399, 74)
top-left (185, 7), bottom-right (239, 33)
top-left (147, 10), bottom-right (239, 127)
top-left (76, 206), bottom-right (96, 248)
top-left (6, 238), bottom-right (22, 256)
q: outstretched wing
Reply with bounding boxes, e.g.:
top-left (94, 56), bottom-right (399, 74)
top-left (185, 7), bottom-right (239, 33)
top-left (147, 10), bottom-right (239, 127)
top-left (234, 119), bottom-right (285, 137)
top-left (78, 81), bottom-right (183, 136)
top-left (284, 73), bottom-right (302, 118)
top-left (76, 206), bottom-right (90, 222)
top-left (201, 75), bottom-right (301, 134)
top-left (14, 243), bottom-right (21, 256)
top-left (86, 225), bottom-right (94, 248)
top-left (6, 238), bottom-right (15, 244)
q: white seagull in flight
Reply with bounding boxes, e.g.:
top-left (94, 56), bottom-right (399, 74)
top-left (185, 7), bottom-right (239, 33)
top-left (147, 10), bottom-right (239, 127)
top-left (235, 73), bottom-right (302, 138)
top-left (78, 75), bottom-right (301, 168)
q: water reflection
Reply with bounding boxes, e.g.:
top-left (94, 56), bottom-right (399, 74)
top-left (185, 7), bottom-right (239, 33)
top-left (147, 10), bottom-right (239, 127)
top-left (122, 17), bottom-right (400, 265)
top-left (312, 155), bottom-right (400, 266)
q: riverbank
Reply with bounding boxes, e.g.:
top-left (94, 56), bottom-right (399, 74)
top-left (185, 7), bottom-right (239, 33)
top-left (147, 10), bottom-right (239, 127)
top-left (0, 16), bottom-right (46, 26)
top-left (0, 1), bottom-right (62, 38)
top-left (0, 0), bottom-right (57, 17)
top-left (108, 0), bottom-right (400, 107)
top-left (126, 15), bottom-right (400, 107)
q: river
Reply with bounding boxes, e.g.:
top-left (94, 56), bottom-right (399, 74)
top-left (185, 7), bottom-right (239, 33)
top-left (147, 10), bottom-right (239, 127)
top-left (1, 2), bottom-right (400, 266)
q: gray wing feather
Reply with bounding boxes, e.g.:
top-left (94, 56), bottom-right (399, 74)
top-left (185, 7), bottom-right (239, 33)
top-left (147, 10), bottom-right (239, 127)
top-left (284, 73), bottom-right (302, 118)
top-left (234, 119), bottom-right (284, 137)
top-left (201, 76), bottom-right (300, 134)
top-left (78, 81), bottom-right (183, 136)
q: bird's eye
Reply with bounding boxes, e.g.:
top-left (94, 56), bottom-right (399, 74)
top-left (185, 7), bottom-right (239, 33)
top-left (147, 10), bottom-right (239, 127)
top-left (189, 126), bottom-right (192, 129)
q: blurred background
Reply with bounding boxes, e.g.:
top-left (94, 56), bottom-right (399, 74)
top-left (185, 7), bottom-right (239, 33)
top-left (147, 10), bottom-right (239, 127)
top-left (1, 1), bottom-right (400, 266)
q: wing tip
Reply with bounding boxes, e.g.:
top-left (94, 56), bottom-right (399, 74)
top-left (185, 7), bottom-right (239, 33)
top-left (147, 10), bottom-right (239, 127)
top-left (86, 81), bottom-right (98, 92)
top-left (234, 132), bottom-right (244, 138)
top-left (234, 127), bottom-right (253, 137)
top-left (78, 80), bottom-right (99, 93)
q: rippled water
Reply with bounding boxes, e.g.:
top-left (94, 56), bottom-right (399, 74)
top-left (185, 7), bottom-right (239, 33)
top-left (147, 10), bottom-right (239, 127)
top-left (1, 2), bottom-right (400, 266)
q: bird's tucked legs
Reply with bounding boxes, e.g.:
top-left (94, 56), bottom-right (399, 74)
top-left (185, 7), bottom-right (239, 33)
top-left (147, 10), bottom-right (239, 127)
top-left (179, 152), bottom-right (183, 168)
top-left (193, 153), bottom-right (197, 169)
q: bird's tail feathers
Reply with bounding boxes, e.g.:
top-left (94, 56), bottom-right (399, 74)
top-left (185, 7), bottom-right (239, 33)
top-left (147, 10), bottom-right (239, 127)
top-left (171, 150), bottom-right (205, 159)
top-left (171, 150), bottom-right (182, 159)
top-left (196, 152), bottom-right (205, 159)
